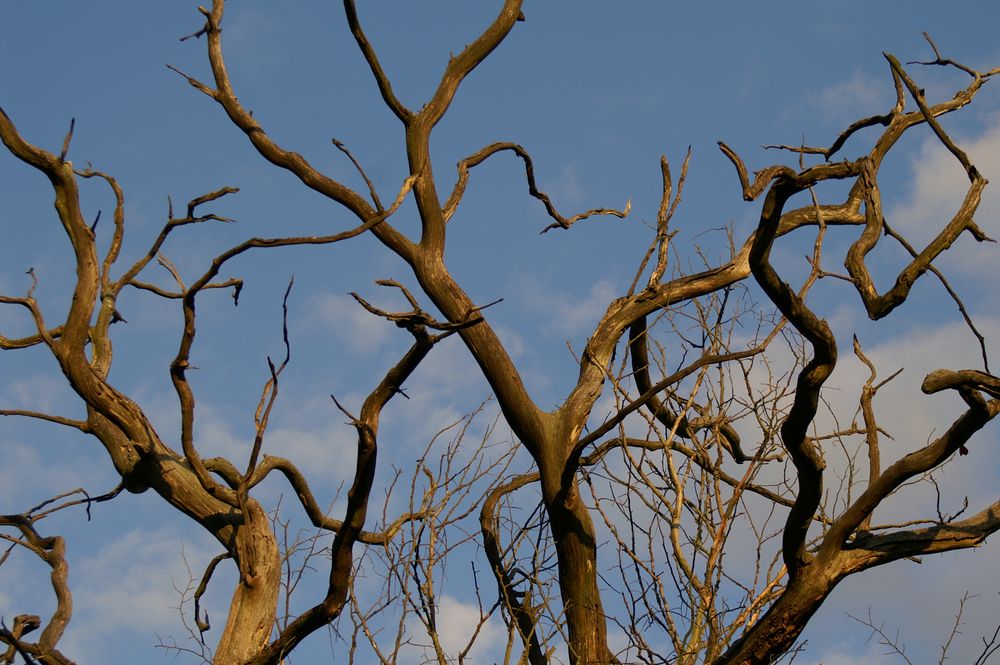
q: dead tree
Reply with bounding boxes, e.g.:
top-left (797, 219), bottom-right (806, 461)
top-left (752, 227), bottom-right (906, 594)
top-left (2, 3), bottom-right (999, 664)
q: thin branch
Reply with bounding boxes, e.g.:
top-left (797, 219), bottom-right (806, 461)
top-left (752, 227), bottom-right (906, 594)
top-left (332, 138), bottom-right (384, 211)
top-left (342, 0), bottom-right (413, 123)
top-left (882, 219), bottom-right (991, 372)
top-left (442, 141), bottom-right (630, 231)
top-left (0, 410), bottom-right (89, 432)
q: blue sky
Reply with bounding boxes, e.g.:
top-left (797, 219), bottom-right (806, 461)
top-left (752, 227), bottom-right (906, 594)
top-left (3, 2), bottom-right (1000, 663)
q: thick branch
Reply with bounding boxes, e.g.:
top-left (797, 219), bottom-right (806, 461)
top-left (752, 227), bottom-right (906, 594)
top-left (415, 0), bottom-right (524, 132)
top-left (248, 329), bottom-right (435, 663)
top-left (749, 175), bottom-right (836, 577)
top-left (0, 326), bottom-right (65, 350)
top-left (822, 395), bottom-right (999, 559)
top-left (844, 496), bottom-right (1000, 571)
top-left (479, 473), bottom-right (546, 665)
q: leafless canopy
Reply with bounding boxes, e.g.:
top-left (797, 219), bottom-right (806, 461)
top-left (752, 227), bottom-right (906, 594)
top-left (2, 6), bottom-right (999, 665)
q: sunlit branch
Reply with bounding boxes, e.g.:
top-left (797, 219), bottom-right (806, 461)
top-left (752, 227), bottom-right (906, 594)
top-left (881, 219), bottom-right (992, 372)
top-left (342, 0), bottom-right (413, 124)
top-left (480, 472), bottom-right (546, 665)
top-left (443, 141), bottom-right (631, 230)
top-left (174, 3), bottom-right (416, 262)
top-left (0, 410), bottom-right (89, 432)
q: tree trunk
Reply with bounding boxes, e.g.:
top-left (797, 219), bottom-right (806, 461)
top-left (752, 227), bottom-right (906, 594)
top-left (86, 410), bottom-right (282, 665)
top-left (544, 475), bottom-right (618, 665)
top-left (713, 569), bottom-right (837, 665)
top-left (212, 499), bottom-right (281, 665)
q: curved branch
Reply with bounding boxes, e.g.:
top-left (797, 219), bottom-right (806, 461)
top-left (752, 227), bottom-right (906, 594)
top-left (443, 141), bottom-right (630, 229)
top-left (882, 219), bottom-right (991, 372)
top-left (479, 472), bottom-right (546, 665)
top-left (921, 368), bottom-right (1000, 399)
top-left (717, 142), bottom-right (791, 202)
top-left (844, 494), bottom-right (1000, 572)
top-left (76, 167), bottom-right (126, 291)
top-left (128, 278), bottom-right (242, 300)
top-left (843, 55), bottom-right (992, 321)
top-left (178, 3), bottom-right (415, 262)
top-left (0, 519), bottom-right (71, 659)
top-left (822, 394), bottom-right (999, 559)
top-left (749, 175), bottom-right (836, 578)
top-left (763, 64), bottom-right (905, 162)
top-left (246, 329), bottom-right (437, 663)
top-left (628, 315), bottom-right (746, 463)
top-left (193, 552), bottom-right (232, 636)
top-left (0, 108), bottom-right (97, 353)
top-left (1, 287), bottom-right (58, 352)
top-left (0, 326), bottom-right (64, 350)
top-left (416, 0), bottom-right (524, 131)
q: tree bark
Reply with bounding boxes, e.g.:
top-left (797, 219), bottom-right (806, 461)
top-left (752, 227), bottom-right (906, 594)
top-left (542, 469), bottom-right (618, 665)
top-left (714, 569), bottom-right (837, 665)
top-left (212, 500), bottom-right (281, 665)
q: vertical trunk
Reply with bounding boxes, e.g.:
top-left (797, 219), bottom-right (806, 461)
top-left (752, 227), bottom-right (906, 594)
top-left (213, 499), bottom-right (282, 665)
top-left (544, 475), bottom-right (618, 665)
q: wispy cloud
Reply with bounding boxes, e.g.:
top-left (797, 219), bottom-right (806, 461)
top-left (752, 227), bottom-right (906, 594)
top-left (59, 527), bottom-right (222, 662)
top-left (307, 291), bottom-right (394, 354)
top-left (520, 278), bottom-right (619, 338)
top-left (888, 114), bottom-right (1000, 273)
top-left (402, 594), bottom-right (504, 665)
top-left (2, 373), bottom-right (77, 415)
top-left (264, 423), bottom-right (358, 482)
top-left (0, 440), bottom-right (114, 507)
top-left (803, 69), bottom-right (892, 127)
top-left (542, 162), bottom-right (586, 209)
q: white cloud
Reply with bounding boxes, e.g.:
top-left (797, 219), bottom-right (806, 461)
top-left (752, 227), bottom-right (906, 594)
top-left (191, 402), bottom-right (254, 460)
top-left (402, 594), bottom-right (504, 665)
top-left (888, 114), bottom-right (1000, 270)
top-left (544, 162), bottom-right (586, 209)
top-left (307, 291), bottom-right (394, 354)
top-left (75, 530), bottom-right (203, 631)
top-left (437, 595), bottom-right (503, 660)
top-left (59, 526), bottom-right (224, 662)
top-left (493, 323), bottom-right (527, 358)
top-left (264, 423), bottom-right (358, 482)
top-left (806, 70), bottom-right (892, 126)
top-left (520, 278), bottom-right (619, 338)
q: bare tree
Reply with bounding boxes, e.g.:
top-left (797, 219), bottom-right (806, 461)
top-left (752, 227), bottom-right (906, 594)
top-left (2, 4), bottom-right (999, 664)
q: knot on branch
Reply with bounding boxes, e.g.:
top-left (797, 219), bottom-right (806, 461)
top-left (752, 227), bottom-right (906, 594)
top-left (717, 142), bottom-right (795, 201)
